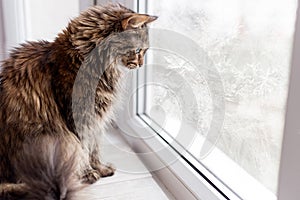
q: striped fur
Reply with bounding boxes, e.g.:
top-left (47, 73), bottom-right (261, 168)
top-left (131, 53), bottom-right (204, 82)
top-left (0, 4), bottom-right (157, 200)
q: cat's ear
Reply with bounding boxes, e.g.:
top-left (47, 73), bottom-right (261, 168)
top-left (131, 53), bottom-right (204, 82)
top-left (122, 14), bottom-right (158, 30)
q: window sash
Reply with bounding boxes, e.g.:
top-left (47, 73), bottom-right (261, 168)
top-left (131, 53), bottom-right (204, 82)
top-left (277, 1), bottom-right (300, 198)
top-left (0, 0), bottom-right (6, 61)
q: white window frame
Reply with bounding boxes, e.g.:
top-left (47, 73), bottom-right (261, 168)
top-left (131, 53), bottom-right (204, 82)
top-left (111, 0), bottom-right (300, 200)
top-left (277, 2), bottom-right (300, 199)
top-left (2, 0), bottom-right (80, 50)
top-left (0, 0), bottom-right (28, 57)
top-left (0, 0), bottom-right (6, 61)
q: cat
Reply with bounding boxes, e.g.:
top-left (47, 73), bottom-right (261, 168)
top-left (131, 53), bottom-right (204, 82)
top-left (0, 4), bottom-right (157, 200)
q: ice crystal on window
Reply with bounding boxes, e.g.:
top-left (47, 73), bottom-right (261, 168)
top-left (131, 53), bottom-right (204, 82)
top-left (146, 0), bottom-right (297, 193)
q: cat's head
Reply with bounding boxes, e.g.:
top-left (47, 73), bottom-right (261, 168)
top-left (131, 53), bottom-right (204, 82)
top-left (66, 4), bottom-right (157, 70)
top-left (119, 14), bottom-right (157, 69)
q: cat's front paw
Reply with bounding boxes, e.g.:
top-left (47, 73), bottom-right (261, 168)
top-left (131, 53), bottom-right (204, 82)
top-left (97, 163), bottom-right (115, 177)
top-left (82, 169), bottom-right (101, 184)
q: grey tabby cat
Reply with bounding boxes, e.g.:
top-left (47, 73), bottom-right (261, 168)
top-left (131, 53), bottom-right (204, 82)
top-left (0, 4), bottom-right (157, 200)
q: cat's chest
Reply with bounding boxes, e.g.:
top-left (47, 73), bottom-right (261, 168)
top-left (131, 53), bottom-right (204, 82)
top-left (94, 90), bottom-right (115, 118)
top-left (94, 76), bottom-right (123, 120)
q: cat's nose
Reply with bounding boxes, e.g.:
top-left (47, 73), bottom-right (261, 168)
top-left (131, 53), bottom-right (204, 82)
top-left (139, 60), bottom-right (144, 67)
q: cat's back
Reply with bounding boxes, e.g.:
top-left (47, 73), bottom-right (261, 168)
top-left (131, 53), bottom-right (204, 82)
top-left (1, 40), bottom-right (51, 72)
top-left (0, 40), bottom-right (59, 124)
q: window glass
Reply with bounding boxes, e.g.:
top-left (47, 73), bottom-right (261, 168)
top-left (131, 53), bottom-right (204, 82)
top-left (143, 0), bottom-right (297, 195)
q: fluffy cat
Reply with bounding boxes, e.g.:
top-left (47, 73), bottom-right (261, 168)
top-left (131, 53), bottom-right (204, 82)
top-left (0, 4), bottom-right (157, 200)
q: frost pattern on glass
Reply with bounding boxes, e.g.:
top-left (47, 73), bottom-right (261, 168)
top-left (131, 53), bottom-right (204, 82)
top-left (146, 0), bottom-right (297, 193)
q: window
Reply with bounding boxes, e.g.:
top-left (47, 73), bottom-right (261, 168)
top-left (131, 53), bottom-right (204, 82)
top-left (0, 0), bottom-right (79, 60)
top-left (118, 0), bottom-right (300, 199)
top-left (0, 1), bottom-right (5, 61)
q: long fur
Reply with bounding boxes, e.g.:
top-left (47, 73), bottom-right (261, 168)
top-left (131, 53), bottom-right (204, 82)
top-left (14, 136), bottom-right (84, 200)
top-left (0, 124), bottom-right (88, 200)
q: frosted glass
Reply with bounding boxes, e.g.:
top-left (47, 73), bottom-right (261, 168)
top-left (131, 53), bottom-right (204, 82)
top-left (145, 0), bottom-right (297, 194)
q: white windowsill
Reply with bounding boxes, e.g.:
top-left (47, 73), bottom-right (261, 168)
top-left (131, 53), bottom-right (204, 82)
top-left (76, 126), bottom-right (173, 200)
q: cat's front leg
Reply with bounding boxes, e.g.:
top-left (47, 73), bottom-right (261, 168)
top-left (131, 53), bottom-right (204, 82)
top-left (77, 121), bottom-right (115, 180)
top-left (80, 152), bottom-right (103, 183)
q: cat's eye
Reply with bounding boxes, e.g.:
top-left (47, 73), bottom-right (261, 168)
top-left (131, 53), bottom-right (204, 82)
top-left (135, 48), bottom-right (141, 54)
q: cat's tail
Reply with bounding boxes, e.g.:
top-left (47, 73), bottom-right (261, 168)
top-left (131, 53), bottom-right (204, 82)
top-left (11, 133), bottom-right (87, 200)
